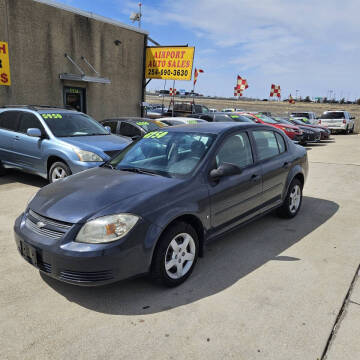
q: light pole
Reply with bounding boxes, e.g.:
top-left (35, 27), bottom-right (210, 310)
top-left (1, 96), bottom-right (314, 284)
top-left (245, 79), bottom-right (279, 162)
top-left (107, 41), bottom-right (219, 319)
top-left (138, 3), bottom-right (142, 29)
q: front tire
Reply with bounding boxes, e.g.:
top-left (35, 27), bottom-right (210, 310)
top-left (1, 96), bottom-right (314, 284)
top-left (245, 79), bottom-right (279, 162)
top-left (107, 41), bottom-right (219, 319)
top-left (277, 178), bottom-right (303, 218)
top-left (49, 161), bottom-right (71, 183)
top-left (151, 222), bottom-right (199, 287)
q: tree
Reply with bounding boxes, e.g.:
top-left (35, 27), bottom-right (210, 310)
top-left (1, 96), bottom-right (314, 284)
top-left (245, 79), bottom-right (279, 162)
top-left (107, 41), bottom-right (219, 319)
top-left (304, 96), bottom-right (311, 102)
top-left (323, 97), bottom-right (328, 103)
top-left (340, 98), bottom-right (345, 104)
top-left (356, 98), bottom-right (360, 105)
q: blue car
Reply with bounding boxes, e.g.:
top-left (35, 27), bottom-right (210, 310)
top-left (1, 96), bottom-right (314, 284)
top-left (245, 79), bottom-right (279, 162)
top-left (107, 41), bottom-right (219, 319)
top-left (0, 106), bottom-right (131, 182)
top-left (15, 122), bottom-right (308, 287)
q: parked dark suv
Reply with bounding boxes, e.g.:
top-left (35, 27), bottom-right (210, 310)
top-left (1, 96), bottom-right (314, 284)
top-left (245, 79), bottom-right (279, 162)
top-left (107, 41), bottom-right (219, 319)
top-left (15, 123), bottom-right (308, 287)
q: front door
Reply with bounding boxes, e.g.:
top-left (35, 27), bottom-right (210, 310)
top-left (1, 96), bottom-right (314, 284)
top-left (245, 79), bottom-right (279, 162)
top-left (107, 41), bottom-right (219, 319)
top-left (64, 87), bottom-right (86, 113)
top-left (208, 131), bottom-right (263, 235)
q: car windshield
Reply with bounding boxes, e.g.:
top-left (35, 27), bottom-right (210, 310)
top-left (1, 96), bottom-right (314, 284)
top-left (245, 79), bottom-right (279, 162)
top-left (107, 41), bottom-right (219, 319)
top-left (134, 120), bottom-right (166, 132)
top-left (42, 112), bottom-right (108, 137)
top-left (228, 114), bottom-right (254, 123)
top-left (319, 112), bottom-right (345, 119)
top-left (275, 118), bottom-right (294, 126)
top-left (291, 113), bottom-right (310, 118)
top-left (253, 113), bottom-right (278, 124)
top-left (109, 131), bottom-right (215, 178)
top-left (292, 119), bottom-right (307, 125)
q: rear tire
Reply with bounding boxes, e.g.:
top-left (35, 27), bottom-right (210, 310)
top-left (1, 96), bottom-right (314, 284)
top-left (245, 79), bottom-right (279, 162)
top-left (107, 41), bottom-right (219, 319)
top-left (351, 124), bottom-right (355, 133)
top-left (277, 178), bottom-right (303, 218)
top-left (48, 161), bottom-right (71, 183)
top-left (151, 222), bottom-right (199, 287)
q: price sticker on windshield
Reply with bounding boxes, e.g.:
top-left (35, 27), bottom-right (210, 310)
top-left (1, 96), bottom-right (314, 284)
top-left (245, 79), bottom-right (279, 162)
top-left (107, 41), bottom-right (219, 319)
top-left (41, 113), bottom-right (63, 119)
top-left (136, 121), bottom-right (149, 126)
top-left (143, 131), bottom-right (168, 139)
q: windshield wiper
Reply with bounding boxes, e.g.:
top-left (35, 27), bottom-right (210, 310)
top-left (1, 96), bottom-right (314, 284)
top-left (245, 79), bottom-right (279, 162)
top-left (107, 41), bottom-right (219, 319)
top-left (118, 167), bottom-right (157, 176)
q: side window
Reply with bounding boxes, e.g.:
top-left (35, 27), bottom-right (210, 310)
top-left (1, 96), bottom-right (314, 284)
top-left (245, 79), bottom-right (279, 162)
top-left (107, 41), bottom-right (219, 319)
top-left (253, 131), bottom-right (280, 161)
top-left (216, 132), bottom-right (253, 168)
top-left (275, 133), bottom-right (286, 153)
top-left (200, 115), bottom-right (213, 122)
top-left (214, 115), bottom-right (231, 122)
top-left (103, 121), bottom-right (118, 133)
top-left (120, 122), bottom-right (141, 137)
top-left (0, 111), bottom-right (20, 132)
top-left (18, 113), bottom-right (44, 135)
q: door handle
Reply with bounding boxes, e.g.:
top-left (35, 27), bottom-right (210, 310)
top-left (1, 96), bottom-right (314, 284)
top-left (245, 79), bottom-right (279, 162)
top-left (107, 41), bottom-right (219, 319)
top-left (250, 174), bottom-right (260, 182)
top-left (14, 136), bottom-right (20, 141)
top-left (283, 162), bottom-right (291, 169)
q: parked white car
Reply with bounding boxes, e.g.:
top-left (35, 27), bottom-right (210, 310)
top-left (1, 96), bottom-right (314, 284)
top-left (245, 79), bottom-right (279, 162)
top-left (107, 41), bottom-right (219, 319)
top-left (318, 111), bottom-right (355, 134)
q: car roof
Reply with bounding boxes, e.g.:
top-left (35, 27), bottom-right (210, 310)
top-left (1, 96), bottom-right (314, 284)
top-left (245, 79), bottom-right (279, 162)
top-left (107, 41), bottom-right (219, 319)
top-left (161, 122), bottom-right (264, 134)
top-left (1, 105), bottom-right (77, 112)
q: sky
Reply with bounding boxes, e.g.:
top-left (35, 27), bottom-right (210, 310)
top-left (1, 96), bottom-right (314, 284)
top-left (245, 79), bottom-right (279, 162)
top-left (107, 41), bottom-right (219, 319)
top-left (57, 0), bottom-right (360, 100)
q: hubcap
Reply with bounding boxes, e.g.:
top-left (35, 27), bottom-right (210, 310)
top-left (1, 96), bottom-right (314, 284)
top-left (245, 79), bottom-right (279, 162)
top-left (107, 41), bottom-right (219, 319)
top-left (165, 233), bottom-right (196, 279)
top-left (51, 166), bottom-right (67, 182)
top-left (289, 184), bottom-right (301, 214)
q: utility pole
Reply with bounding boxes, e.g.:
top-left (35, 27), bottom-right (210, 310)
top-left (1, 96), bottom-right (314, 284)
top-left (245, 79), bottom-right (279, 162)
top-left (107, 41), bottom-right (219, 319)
top-left (138, 3), bottom-right (142, 29)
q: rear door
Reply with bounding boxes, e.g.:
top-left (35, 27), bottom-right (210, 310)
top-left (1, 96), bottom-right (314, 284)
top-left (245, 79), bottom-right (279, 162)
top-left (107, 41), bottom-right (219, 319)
top-left (320, 112), bottom-right (345, 128)
top-left (0, 110), bottom-right (21, 165)
top-left (208, 131), bottom-right (263, 234)
top-left (14, 113), bottom-right (47, 172)
top-left (251, 130), bottom-right (289, 211)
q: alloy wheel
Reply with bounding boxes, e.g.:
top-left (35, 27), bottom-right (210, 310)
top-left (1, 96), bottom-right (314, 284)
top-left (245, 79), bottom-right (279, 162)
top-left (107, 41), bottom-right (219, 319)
top-left (165, 233), bottom-right (196, 279)
top-left (289, 184), bottom-right (301, 214)
top-left (51, 166), bottom-right (67, 182)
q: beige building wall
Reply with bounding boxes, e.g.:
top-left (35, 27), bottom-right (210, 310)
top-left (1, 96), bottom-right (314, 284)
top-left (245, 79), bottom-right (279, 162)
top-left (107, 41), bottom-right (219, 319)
top-left (0, 0), bottom-right (147, 120)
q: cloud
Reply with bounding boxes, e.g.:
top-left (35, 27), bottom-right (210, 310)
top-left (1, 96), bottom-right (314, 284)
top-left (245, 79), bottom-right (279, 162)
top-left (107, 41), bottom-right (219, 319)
top-left (141, 0), bottom-right (360, 98)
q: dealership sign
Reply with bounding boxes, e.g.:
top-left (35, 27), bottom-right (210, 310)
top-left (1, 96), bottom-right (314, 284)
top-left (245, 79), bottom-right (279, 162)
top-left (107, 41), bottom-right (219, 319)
top-left (0, 41), bottom-right (11, 86)
top-left (145, 46), bottom-right (194, 81)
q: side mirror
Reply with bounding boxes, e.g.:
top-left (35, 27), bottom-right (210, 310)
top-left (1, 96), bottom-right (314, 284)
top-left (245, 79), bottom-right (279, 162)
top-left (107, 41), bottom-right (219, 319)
top-left (27, 128), bottom-right (42, 138)
top-left (104, 126), bottom-right (111, 133)
top-left (131, 135), bottom-right (141, 141)
top-left (210, 162), bottom-right (242, 180)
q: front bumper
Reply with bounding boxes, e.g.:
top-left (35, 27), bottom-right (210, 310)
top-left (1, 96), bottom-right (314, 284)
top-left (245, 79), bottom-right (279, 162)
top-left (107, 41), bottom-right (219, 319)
top-left (14, 211), bottom-right (160, 286)
top-left (68, 160), bottom-right (104, 175)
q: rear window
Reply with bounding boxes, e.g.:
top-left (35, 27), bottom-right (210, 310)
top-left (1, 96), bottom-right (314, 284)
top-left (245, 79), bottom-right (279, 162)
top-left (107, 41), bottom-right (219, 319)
top-left (320, 112), bottom-right (345, 119)
top-left (291, 113), bottom-right (310, 118)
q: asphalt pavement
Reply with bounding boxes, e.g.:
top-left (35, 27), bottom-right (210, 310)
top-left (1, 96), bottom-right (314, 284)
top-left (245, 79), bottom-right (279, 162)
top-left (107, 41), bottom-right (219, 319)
top-left (0, 135), bottom-right (359, 360)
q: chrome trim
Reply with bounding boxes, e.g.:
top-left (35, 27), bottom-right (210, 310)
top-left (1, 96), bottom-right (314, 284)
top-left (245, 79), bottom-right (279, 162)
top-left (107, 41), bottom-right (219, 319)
top-left (25, 219), bottom-right (63, 239)
top-left (29, 210), bottom-right (72, 230)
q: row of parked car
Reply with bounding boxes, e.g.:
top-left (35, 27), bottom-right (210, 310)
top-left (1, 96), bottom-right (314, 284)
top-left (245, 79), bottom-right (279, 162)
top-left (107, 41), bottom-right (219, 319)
top-left (0, 104), bottom-right (349, 184)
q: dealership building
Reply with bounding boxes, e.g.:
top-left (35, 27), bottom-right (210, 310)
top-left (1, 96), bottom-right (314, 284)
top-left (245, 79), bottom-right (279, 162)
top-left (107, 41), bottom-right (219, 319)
top-left (0, 0), bottom-right (148, 120)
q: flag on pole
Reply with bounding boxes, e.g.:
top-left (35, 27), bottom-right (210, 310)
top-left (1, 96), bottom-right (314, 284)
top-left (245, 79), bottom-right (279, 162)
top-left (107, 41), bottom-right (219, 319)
top-left (270, 84), bottom-right (281, 98)
top-left (289, 94), bottom-right (295, 104)
top-left (193, 68), bottom-right (204, 86)
top-left (169, 88), bottom-right (176, 96)
top-left (237, 75), bottom-right (249, 90)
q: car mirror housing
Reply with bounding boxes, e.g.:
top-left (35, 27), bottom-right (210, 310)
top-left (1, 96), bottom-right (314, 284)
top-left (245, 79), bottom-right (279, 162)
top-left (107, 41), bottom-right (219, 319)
top-left (104, 126), bottom-right (111, 133)
top-left (210, 162), bottom-right (242, 180)
top-left (27, 128), bottom-right (42, 138)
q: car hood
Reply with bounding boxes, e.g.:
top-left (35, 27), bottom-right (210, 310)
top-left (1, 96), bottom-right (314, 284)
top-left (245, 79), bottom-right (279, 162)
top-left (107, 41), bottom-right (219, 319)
top-left (59, 134), bottom-right (130, 153)
top-left (29, 167), bottom-right (182, 224)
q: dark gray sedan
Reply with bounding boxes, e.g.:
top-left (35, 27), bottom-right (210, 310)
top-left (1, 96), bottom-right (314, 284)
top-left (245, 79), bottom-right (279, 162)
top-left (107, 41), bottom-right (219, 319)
top-left (14, 123), bottom-right (308, 287)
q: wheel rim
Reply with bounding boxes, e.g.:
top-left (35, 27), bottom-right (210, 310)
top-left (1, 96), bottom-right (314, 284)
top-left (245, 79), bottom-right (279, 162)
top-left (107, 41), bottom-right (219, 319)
top-left (165, 233), bottom-right (196, 280)
top-left (289, 184), bottom-right (301, 214)
top-left (51, 166), bottom-right (67, 182)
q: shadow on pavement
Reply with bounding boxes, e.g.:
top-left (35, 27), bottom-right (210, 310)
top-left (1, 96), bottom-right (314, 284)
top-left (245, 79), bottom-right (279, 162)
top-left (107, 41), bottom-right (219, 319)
top-left (42, 196), bottom-right (339, 315)
top-left (0, 169), bottom-right (47, 187)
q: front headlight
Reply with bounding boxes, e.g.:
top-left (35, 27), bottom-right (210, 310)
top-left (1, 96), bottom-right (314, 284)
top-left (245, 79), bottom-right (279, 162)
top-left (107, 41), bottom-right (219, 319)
top-left (74, 149), bottom-right (104, 162)
top-left (75, 214), bottom-right (139, 243)
top-left (282, 127), bottom-right (294, 133)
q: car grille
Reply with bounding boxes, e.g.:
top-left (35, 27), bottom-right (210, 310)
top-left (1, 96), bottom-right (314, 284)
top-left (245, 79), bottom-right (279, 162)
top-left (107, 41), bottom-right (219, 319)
top-left (25, 210), bottom-right (73, 239)
top-left (59, 269), bottom-right (114, 283)
top-left (104, 150), bottom-right (122, 158)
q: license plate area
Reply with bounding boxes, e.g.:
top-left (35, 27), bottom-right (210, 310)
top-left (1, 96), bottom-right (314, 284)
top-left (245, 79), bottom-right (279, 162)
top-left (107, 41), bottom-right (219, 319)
top-left (20, 242), bottom-right (38, 267)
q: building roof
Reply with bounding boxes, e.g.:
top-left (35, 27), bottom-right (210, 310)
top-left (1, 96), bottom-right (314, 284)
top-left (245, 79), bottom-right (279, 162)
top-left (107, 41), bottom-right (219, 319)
top-left (34, 0), bottom-right (149, 35)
